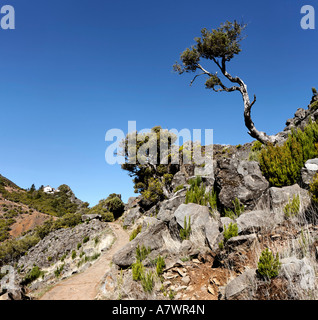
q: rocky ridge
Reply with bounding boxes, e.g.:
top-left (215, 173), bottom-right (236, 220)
top-left (2, 93), bottom-right (318, 300)
top-left (98, 93), bottom-right (318, 300)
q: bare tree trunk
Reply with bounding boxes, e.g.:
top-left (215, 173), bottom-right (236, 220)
top-left (240, 83), bottom-right (278, 145)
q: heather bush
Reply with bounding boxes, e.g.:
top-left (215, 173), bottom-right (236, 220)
top-left (259, 120), bottom-right (318, 187)
top-left (257, 248), bottom-right (281, 280)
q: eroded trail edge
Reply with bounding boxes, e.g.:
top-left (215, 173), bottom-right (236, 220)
top-left (39, 222), bottom-right (129, 300)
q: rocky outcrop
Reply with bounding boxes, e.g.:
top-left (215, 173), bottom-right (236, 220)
top-left (18, 220), bottom-right (114, 271)
top-left (236, 210), bottom-right (276, 234)
top-left (112, 220), bottom-right (181, 268)
top-left (280, 256), bottom-right (315, 292)
top-left (157, 190), bottom-right (186, 222)
top-left (123, 206), bottom-right (143, 228)
top-left (173, 203), bottom-right (222, 251)
top-left (224, 268), bottom-right (256, 300)
top-left (215, 159), bottom-right (269, 210)
top-left (0, 267), bottom-right (30, 300)
top-left (301, 158), bottom-right (318, 189)
top-left (269, 184), bottom-right (311, 216)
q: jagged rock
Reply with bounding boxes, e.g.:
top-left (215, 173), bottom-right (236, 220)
top-left (269, 184), bottom-right (311, 220)
top-left (178, 240), bottom-right (193, 255)
top-left (123, 206), bottom-right (142, 227)
top-left (301, 158), bottom-right (318, 189)
top-left (224, 268), bottom-right (256, 300)
top-left (171, 172), bottom-right (187, 191)
top-left (215, 159), bottom-right (269, 210)
top-left (112, 220), bottom-right (181, 268)
top-left (220, 217), bottom-right (234, 229)
top-left (225, 234), bottom-right (257, 251)
top-left (141, 217), bottom-right (160, 232)
top-left (157, 191), bottom-right (186, 222)
top-left (236, 210), bottom-right (275, 234)
top-left (174, 203), bottom-right (222, 250)
top-left (18, 220), bottom-right (111, 271)
top-left (0, 267), bottom-right (29, 300)
top-left (280, 257), bottom-right (316, 292)
top-left (124, 196), bottom-right (139, 211)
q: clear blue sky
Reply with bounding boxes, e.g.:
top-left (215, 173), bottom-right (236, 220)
top-left (0, 0), bottom-right (317, 206)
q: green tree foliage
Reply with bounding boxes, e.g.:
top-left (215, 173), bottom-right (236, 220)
top-left (89, 193), bottom-right (124, 221)
top-left (135, 244), bottom-right (151, 262)
top-left (259, 120), bottom-right (318, 187)
top-left (173, 20), bottom-right (245, 76)
top-left (121, 126), bottom-right (180, 207)
top-left (257, 248), bottom-right (281, 280)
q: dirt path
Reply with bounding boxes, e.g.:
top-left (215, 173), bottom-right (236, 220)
top-left (40, 222), bottom-right (129, 300)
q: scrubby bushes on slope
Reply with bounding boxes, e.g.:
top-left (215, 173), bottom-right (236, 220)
top-left (259, 120), bottom-right (318, 187)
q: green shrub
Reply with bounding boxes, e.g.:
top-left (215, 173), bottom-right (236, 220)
top-left (185, 176), bottom-right (217, 210)
top-left (223, 223), bottom-right (238, 242)
top-left (129, 225), bottom-right (142, 241)
top-left (94, 236), bottom-right (100, 246)
top-left (156, 255), bottom-right (166, 275)
top-left (142, 178), bottom-right (164, 204)
top-left (0, 234), bottom-right (40, 266)
top-left (309, 172), bottom-right (318, 203)
top-left (22, 266), bottom-right (44, 286)
top-left (54, 264), bottom-right (64, 278)
top-left (257, 248), bottom-right (281, 280)
top-left (174, 184), bottom-right (184, 193)
top-left (89, 194), bottom-right (124, 221)
top-left (71, 250), bottom-right (76, 259)
top-left (0, 183), bottom-right (84, 217)
top-left (179, 216), bottom-right (191, 241)
top-left (83, 236), bottom-right (89, 243)
top-left (284, 194), bottom-right (300, 217)
top-left (136, 244), bottom-right (151, 262)
top-left (259, 120), bottom-right (318, 187)
top-left (141, 270), bottom-right (154, 293)
top-left (310, 100), bottom-right (318, 111)
top-left (77, 243), bottom-right (82, 250)
top-left (132, 260), bottom-right (145, 281)
top-left (224, 198), bottom-right (244, 219)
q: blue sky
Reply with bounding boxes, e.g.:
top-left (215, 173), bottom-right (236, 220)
top-left (0, 0), bottom-right (317, 206)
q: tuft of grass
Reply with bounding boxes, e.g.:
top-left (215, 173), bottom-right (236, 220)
top-left (284, 194), bottom-right (300, 218)
top-left (180, 216), bottom-right (191, 241)
top-left (223, 222), bottom-right (238, 242)
top-left (129, 225), bottom-right (142, 241)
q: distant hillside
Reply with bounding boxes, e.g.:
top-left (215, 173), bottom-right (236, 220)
top-left (0, 175), bottom-right (90, 245)
top-left (0, 174), bottom-right (21, 190)
top-left (0, 179), bottom-right (88, 217)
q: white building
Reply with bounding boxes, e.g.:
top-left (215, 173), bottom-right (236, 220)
top-left (43, 185), bottom-right (59, 194)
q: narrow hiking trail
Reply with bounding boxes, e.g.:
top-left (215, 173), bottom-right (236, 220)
top-left (39, 222), bottom-right (129, 300)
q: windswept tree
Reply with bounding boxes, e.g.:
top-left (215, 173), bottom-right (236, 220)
top-left (173, 20), bottom-right (278, 145)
